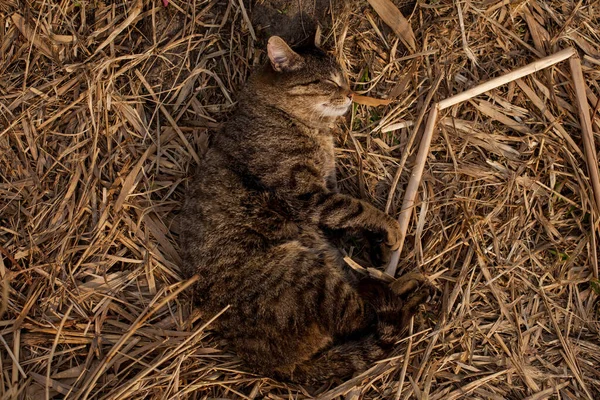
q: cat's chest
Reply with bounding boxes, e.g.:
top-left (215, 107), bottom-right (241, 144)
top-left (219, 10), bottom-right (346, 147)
top-left (311, 132), bottom-right (335, 173)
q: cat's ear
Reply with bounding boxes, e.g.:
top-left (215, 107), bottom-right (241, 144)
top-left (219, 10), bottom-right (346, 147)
top-left (267, 36), bottom-right (304, 72)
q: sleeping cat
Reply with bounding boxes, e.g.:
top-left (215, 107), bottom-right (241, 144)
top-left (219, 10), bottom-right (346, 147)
top-left (180, 36), bottom-right (433, 385)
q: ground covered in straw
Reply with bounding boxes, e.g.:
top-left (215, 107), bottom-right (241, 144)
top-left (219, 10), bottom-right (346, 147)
top-left (1, 0), bottom-right (600, 399)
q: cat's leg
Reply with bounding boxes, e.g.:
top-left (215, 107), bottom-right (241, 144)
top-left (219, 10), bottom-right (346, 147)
top-left (354, 272), bottom-right (433, 344)
top-left (278, 272), bottom-right (433, 385)
top-left (278, 334), bottom-right (386, 384)
top-left (218, 240), bottom-right (431, 385)
top-left (325, 170), bottom-right (338, 193)
top-left (217, 241), bottom-right (375, 376)
top-left (281, 164), bottom-right (400, 253)
top-left (310, 193), bottom-right (402, 252)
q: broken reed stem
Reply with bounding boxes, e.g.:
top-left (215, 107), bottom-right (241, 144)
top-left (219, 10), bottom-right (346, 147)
top-left (438, 47), bottom-right (575, 110)
top-left (0, 335), bottom-right (26, 378)
top-left (569, 55), bottom-right (600, 279)
top-left (236, 0), bottom-right (256, 41)
top-left (386, 48), bottom-right (580, 277)
top-left (386, 105), bottom-right (439, 277)
top-left (11, 329), bottom-right (20, 395)
top-left (385, 73), bottom-right (444, 214)
top-left (569, 56), bottom-right (600, 216)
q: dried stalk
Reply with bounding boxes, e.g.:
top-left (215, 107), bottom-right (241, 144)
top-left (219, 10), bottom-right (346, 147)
top-left (569, 56), bottom-right (600, 215)
top-left (386, 47), bottom-right (581, 277)
top-left (3, 2), bottom-right (600, 398)
top-left (385, 73), bottom-right (444, 214)
top-left (386, 105), bottom-right (439, 276)
top-left (438, 47), bottom-right (575, 110)
top-left (569, 55), bottom-right (600, 279)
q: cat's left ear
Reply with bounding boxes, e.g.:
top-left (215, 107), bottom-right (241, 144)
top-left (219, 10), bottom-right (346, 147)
top-left (267, 36), bottom-right (304, 72)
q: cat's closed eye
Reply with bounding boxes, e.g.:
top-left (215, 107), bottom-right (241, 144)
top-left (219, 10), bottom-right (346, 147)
top-left (296, 79), bottom-right (322, 87)
top-left (296, 79), bottom-right (339, 88)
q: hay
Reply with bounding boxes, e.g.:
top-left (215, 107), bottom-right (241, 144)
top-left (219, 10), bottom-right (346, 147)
top-left (1, 0), bottom-right (599, 399)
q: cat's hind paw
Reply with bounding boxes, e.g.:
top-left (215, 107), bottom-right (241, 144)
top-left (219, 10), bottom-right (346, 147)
top-left (390, 272), bottom-right (435, 315)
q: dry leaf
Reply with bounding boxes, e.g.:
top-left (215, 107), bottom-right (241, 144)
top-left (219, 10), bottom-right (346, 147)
top-left (367, 0), bottom-right (416, 52)
top-left (11, 14), bottom-right (55, 59)
top-left (91, 0), bottom-right (143, 57)
top-left (471, 99), bottom-right (531, 135)
top-left (522, 7), bottom-right (549, 55)
top-left (353, 94), bottom-right (392, 106)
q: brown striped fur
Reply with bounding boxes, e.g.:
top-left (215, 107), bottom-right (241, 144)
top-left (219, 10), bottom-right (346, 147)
top-left (180, 37), bottom-right (433, 385)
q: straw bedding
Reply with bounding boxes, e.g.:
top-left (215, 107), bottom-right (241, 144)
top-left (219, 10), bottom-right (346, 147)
top-left (1, 0), bottom-right (599, 398)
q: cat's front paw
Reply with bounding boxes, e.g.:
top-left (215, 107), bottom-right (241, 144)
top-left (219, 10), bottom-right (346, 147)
top-left (366, 235), bottom-right (393, 267)
top-left (367, 216), bottom-right (401, 266)
top-left (383, 216), bottom-right (402, 251)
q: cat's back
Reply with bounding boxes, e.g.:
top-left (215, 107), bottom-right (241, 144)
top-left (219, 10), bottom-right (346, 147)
top-left (181, 39), bottom-right (349, 293)
top-left (179, 108), bottom-right (314, 275)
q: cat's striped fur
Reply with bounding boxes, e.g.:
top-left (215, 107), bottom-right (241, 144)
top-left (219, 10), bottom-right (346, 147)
top-left (180, 36), bottom-right (433, 385)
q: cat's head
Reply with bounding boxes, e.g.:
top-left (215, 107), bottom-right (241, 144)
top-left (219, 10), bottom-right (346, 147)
top-left (249, 36), bottom-right (353, 125)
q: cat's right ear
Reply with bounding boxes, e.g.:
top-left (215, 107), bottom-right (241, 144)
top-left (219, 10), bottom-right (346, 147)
top-left (267, 36), bottom-right (304, 72)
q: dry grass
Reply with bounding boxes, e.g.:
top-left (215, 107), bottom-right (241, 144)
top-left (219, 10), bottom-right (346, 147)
top-left (1, 0), bottom-right (600, 399)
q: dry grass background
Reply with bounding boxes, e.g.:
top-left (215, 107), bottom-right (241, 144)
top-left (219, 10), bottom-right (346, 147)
top-left (1, 0), bottom-right (600, 399)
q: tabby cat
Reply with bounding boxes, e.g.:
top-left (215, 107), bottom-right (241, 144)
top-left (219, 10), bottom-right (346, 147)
top-left (180, 36), bottom-right (433, 385)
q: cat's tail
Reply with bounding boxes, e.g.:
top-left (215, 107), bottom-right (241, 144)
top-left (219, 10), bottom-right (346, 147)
top-left (281, 273), bottom-right (433, 385)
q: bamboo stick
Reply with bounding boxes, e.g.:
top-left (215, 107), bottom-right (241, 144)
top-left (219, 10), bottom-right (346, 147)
top-left (570, 55), bottom-right (600, 280)
top-left (385, 74), bottom-right (444, 214)
top-left (569, 56), bottom-right (600, 215)
top-left (438, 48), bottom-right (575, 110)
top-left (386, 105), bottom-right (439, 276)
top-left (385, 48), bottom-right (580, 277)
